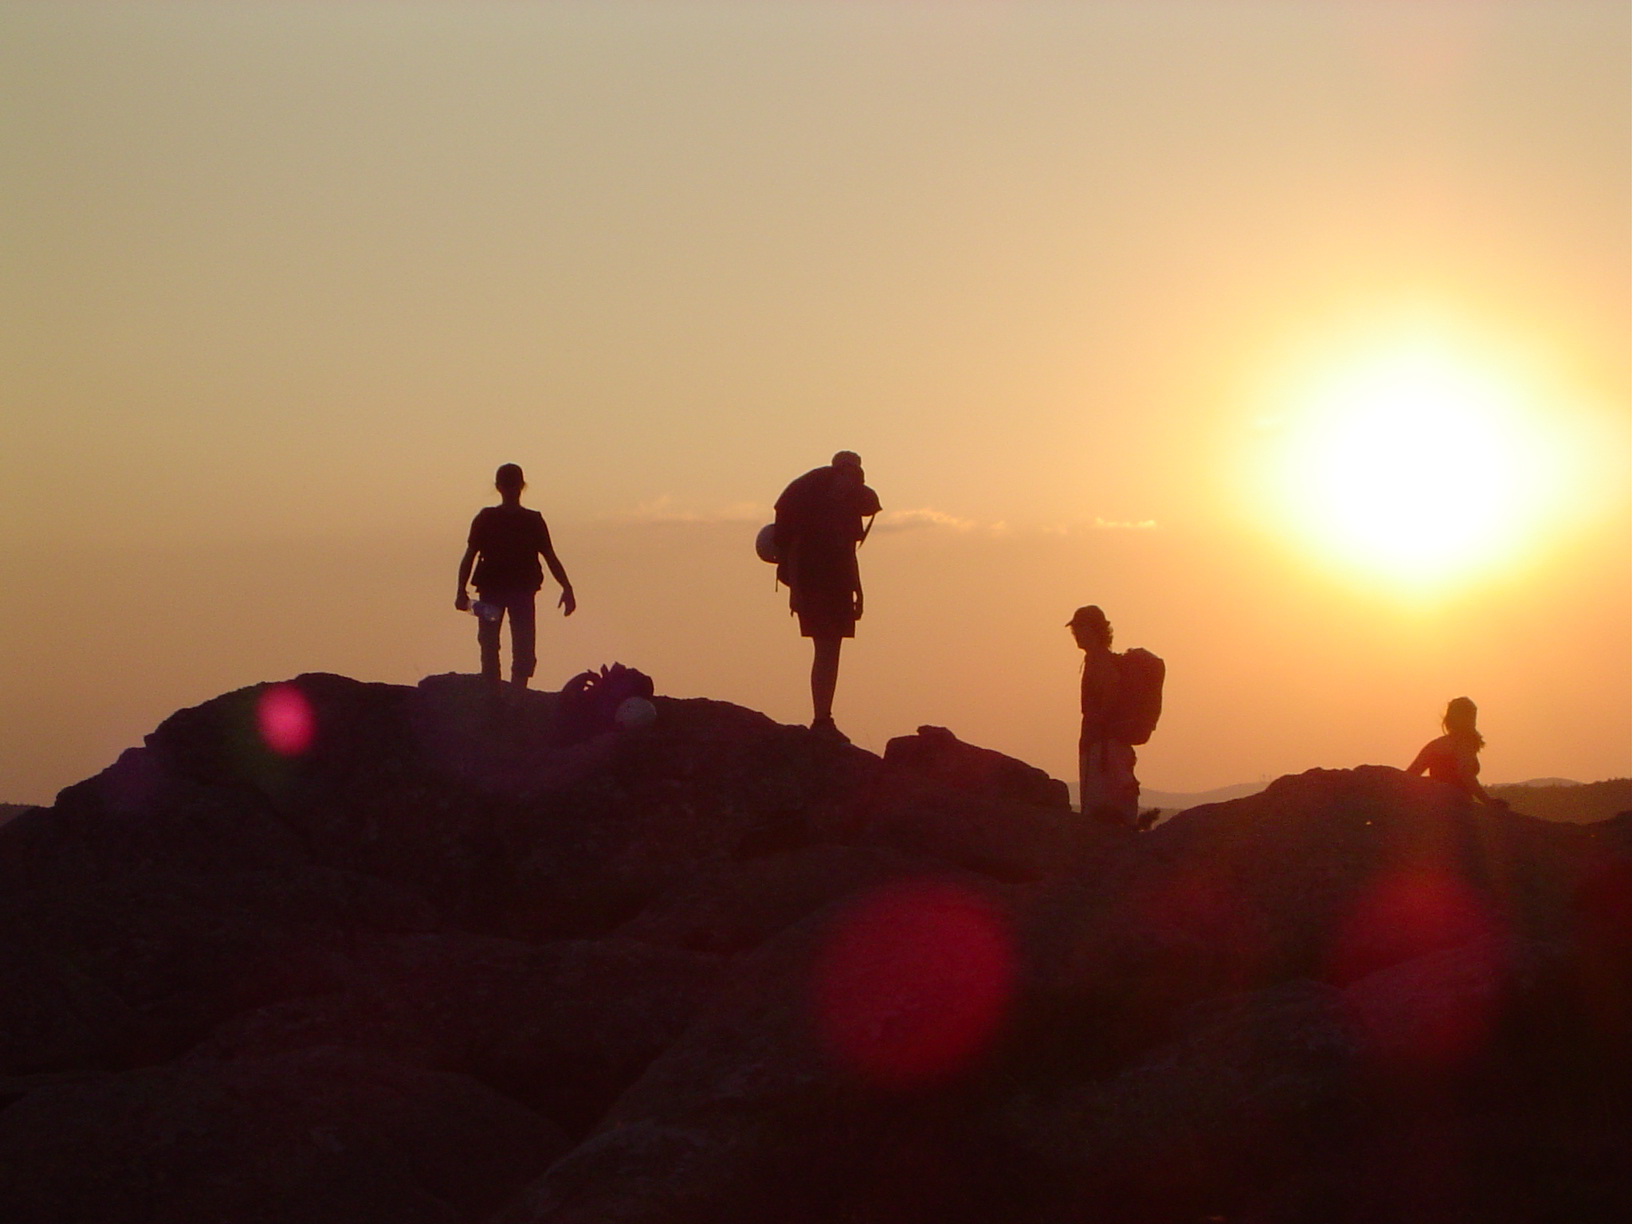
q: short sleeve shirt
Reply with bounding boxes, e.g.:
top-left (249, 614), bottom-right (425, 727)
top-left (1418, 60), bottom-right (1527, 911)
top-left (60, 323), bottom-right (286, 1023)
top-left (469, 505), bottom-right (550, 594)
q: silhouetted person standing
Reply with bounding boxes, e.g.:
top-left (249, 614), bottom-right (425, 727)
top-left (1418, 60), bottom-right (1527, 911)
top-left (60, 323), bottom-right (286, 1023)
top-left (1071, 605), bottom-right (1164, 829)
top-left (1407, 696), bottom-right (1508, 808)
top-left (774, 451), bottom-right (881, 742)
top-left (455, 463), bottom-right (575, 699)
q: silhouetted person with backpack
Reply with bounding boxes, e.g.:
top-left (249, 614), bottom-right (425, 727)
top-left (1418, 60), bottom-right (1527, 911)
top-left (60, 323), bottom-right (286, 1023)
top-left (1070, 605), bottom-right (1164, 829)
top-left (773, 451), bottom-right (881, 742)
top-left (1406, 696), bottom-right (1509, 808)
top-left (455, 463), bottom-right (575, 699)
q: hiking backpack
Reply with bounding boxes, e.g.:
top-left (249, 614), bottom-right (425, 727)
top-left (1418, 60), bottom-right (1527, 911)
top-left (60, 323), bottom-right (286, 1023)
top-left (559, 663), bottom-right (656, 743)
top-left (1109, 648), bottom-right (1165, 746)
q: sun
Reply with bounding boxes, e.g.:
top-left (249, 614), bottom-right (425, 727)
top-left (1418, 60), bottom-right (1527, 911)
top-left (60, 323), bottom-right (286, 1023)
top-left (1260, 324), bottom-right (1572, 587)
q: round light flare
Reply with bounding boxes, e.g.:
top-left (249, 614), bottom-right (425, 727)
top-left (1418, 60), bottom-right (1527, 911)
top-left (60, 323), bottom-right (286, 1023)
top-left (813, 882), bottom-right (1014, 1091)
top-left (256, 683), bottom-right (315, 757)
top-left (1273, 338), bottom-right (1564, 587)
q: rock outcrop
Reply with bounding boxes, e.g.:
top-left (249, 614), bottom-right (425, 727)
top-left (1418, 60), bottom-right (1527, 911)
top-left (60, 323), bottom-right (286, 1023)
top-left (0, 673), bottom-right (1626, 1223)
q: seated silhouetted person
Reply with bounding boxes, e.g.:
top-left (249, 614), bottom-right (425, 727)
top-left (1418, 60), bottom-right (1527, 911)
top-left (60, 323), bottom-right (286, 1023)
top-left (455, 463), bottom-right (575, 698)
top-left (1406, 696), bottom-right (1508, 808)
top-left (773, 451), bottom-right (881, 742)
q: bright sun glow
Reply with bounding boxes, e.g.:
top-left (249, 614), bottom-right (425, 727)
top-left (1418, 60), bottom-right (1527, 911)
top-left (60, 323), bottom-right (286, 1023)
top-left (1261, 324), bottom-right (1580, 588)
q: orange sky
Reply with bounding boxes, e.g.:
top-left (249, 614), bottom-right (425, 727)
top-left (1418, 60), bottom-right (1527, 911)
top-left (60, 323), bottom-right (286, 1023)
top-left (2, 1), bottom-right (1627, 804)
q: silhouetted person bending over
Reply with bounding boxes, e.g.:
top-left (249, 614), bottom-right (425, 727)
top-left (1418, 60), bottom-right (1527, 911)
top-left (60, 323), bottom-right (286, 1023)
top-left (774, 451), bottom-right (881, 742)
top-left (455, 463), bottom-right (575, 699)
top-left (1406, 696), bottom-right (1508, 808)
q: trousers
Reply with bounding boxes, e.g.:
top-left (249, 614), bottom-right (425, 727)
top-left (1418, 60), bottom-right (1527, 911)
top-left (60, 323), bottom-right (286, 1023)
top-left (476, 590), bottom-right (537, 683)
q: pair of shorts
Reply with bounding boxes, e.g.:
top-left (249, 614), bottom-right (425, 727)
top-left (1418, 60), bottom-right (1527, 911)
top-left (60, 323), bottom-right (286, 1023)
top-left (794, 588), bottom-right (856, 640)
top-left (1079, 738), bottom-right (1139, 823)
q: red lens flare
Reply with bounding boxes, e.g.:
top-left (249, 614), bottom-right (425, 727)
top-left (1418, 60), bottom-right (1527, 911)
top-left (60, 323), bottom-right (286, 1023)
top-left (256, 684), bottom-right (315, 757)
top-left (814, 882), bottom-right (1014, 1090)
top-left (1328, 870), bottom-right (1499, 986)
top-left (1330, 870), bottom-right (1507, 1069)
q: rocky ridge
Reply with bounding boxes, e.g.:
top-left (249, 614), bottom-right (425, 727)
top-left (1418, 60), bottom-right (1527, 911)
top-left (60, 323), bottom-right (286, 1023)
top-left (0, 672), bottom-right (1627, 1223)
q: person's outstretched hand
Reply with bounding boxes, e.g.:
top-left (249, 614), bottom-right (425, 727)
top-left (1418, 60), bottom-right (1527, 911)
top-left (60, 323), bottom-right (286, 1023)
top-left (454, 591), bottom-right (471, 613)
top-left (559, 586), bottom-right (577, 617)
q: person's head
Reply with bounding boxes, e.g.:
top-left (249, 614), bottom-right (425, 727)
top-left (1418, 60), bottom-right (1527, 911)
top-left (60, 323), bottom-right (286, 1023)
top-left (494, 463), bottom-right (525, 500)
top-left (1068, 605), bottom-right (1112, 652)
top-left (1442, 696), bottom-right (1484, 749)
top-left (831, 450), bottom-right (864, 487)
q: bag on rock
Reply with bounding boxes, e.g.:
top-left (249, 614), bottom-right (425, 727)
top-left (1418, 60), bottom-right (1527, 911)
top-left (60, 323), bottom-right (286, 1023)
top-left (560, 663), bottom-right (656, 742)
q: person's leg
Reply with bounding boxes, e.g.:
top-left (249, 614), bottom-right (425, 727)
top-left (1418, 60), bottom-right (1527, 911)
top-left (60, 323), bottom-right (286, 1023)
top-left (476, 596), bottom-right (503, 696)
top-left (508, 593), bottom-right (538, 690)
top-left (1110, 741), bottom-right (1140, 825)
top-left (1080, 738), bottom-right (1130, 827)
top-left (811, 635), bottom-right (842, 727)
top-left (1079, 738), bottom-right (1105, 815)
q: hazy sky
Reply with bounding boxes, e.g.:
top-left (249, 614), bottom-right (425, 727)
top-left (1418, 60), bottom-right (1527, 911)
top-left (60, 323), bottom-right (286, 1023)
top-left (2, 1), bottom-right (1628, 804)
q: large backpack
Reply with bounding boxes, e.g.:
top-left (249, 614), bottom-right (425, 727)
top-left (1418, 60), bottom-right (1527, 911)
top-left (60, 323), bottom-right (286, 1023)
top-left (1108, 648), bottom-right (1165, 746)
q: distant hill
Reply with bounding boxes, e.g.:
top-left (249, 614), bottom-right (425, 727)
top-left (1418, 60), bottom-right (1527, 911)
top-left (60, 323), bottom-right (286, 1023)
top-left (1139, 781), bottom-right (1269, 814)
top-left (1138, 777), bottom-right (1632, 825)
top-left (1490, 778), bottom-right (1632, 825)
top-left (0, 803), bottom-right (33, 829)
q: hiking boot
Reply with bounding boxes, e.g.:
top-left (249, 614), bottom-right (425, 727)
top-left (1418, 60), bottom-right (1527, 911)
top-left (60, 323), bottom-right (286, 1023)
top-left (811, 716), bottom-right (851, 744)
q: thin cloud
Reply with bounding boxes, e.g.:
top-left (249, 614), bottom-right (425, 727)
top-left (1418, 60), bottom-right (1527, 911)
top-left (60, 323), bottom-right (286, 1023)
top-left (614, 496), bottom-right (768, 525)
top-left (1093, 517), bottom-right (1158, 530)
top-left (873, 507), bottom-right (979, 534)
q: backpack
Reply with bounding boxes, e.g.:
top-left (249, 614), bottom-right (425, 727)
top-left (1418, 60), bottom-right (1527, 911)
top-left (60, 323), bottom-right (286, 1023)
top-left (1108, 648), bottom-right (1165, 746)
top-left (755, 517), bottom-right (872, 566)
top-left (559, 663), bottom-right (656, 743)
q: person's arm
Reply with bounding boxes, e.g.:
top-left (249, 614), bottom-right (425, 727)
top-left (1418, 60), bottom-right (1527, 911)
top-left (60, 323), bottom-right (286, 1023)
top-left (1078, 654), bottom-right (1113, 743)
top-left (1462, 763), bottom-right (1507, 809)
top-left (1458, 749), bottom-right (1508, 808)
top-left (1405, 745), bottom-right (1431, 777)
top-left (538, 518), bottom-right (576, 616)
top-left (455, 543), bottom-right (477, 611)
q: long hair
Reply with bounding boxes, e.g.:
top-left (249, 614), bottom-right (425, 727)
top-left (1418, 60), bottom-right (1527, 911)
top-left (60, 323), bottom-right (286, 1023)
top-left (1442, 696), bottom-right (1484, 751)
top-left (1069, 605), bottom-right (1113, 652)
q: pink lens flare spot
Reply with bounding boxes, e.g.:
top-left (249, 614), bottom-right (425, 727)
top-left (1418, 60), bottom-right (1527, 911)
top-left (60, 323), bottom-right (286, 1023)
top-left (1329, 870), bottom-right (1507, 1069)
top-left (814, 882), bottom-right (1014, 1090)
top-left (1328, 870), bottom-right (1500, 987)
top-left (257, 684), bottom-right (315, 757)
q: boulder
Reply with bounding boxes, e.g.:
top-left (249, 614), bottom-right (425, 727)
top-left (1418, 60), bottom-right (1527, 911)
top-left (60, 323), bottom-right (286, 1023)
top-left (0, 748), bottom-right (308, 890)
top-left (882, 725), bottom-right (1070, 809)
top-left (497, 875), bottom-right (1025, 1223)
top-left (4, 679), bottom-right (1626, 1222)
top-left (614, 844), bottom-right (981, 955)
top-left (0, 1048), bottom-right (568, 1224)
top-left (0, 867), bottom-right (435, 1073)
top-left (190, 932), bottom-right (724, 1135)
top-left (1000, 978), bottom-right (1358, 1223)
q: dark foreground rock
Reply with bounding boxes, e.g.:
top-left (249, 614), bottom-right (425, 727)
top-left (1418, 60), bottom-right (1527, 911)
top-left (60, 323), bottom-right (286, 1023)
top-left (0, 1048), bottom-right (567, 1224)
top-left (0, 673), bottom-right (1626, 1223)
